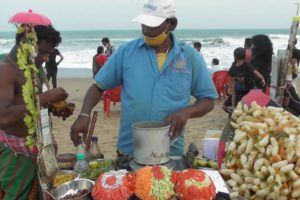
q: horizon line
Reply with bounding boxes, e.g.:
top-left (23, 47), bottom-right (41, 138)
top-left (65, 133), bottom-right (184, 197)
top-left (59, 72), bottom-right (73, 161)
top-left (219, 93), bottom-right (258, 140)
top-left (0, 27), bottom-right (290, 33)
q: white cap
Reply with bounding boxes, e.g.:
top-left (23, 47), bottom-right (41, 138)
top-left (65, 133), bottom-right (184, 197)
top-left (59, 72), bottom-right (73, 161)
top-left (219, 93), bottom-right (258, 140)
top-left (132, 0), bottom-right (176, 27)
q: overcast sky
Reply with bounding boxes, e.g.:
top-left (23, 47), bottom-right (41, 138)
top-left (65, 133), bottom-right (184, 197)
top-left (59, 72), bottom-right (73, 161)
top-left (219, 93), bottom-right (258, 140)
top-left (0, 0), bottom-right (298, 31)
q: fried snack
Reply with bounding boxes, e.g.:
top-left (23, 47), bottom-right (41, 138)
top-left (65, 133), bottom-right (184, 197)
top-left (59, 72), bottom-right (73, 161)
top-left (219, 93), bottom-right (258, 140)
top-left (221, 102), bottom-right (300, 199)
top-left (52, 173), bottom-right (76, 187)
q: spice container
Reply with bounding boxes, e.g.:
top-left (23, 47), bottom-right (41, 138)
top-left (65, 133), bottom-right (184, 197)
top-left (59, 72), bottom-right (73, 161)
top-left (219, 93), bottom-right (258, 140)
top-left (57, 154), bottom-right (76, 170)
top-left (88, 136), bottom-right (104, 160)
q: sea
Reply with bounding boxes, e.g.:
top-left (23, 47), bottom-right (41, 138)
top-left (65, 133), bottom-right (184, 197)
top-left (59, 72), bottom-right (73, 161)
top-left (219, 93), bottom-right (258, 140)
top-left (0, 29), bottom-right (292, 78)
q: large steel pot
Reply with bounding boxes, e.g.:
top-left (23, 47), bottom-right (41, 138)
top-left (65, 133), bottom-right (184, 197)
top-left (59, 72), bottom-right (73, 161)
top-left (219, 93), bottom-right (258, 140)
top-left (132, 121), bottom-right (170, 165)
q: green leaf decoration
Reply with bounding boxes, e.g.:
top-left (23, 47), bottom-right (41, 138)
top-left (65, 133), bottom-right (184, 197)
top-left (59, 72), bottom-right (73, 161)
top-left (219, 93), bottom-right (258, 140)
top-left (16, 27), bottom-right (39, 148)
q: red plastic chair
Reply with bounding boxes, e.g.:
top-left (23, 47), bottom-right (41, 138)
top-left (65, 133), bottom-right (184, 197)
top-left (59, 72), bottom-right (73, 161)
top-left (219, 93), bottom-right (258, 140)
top-left (212, 70), bottom-right (229, 99)
top-left (103, 86), bottom-right (122, 117)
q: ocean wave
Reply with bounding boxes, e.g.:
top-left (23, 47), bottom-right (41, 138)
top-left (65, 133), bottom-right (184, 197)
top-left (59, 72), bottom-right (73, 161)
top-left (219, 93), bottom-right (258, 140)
top-left (0, 30), bottom-right (294, 73)
top-left (0, 39), bottom-right (14, 46)
top-left (268, 34), bottom-right (289, 39)
top-left (202, 38), bottom-right (227, 46)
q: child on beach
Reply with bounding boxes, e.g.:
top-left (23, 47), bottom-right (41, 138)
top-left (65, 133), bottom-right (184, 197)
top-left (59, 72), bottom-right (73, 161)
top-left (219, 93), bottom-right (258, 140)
top-left (223, 47), bottom-right (265, 113)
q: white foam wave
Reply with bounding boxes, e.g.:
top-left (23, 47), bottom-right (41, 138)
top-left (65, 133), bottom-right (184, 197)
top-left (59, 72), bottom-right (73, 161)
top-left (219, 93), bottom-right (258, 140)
top-left (0, 32), bottom-right (293, 70)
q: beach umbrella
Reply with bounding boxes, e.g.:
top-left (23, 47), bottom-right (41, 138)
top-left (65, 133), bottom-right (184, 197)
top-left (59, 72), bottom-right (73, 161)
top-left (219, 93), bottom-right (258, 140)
top-left (9, 9), bottom-right (52, 26)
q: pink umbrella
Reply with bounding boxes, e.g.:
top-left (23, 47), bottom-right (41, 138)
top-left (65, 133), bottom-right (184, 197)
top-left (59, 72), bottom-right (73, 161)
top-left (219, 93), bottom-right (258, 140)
top-left (9, 9), bottom-right (52, 26)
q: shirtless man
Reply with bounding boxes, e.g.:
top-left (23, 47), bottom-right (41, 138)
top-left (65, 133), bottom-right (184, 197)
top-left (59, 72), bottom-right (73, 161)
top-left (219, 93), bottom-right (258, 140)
top-left (0, 25), bottom-right (68, 199)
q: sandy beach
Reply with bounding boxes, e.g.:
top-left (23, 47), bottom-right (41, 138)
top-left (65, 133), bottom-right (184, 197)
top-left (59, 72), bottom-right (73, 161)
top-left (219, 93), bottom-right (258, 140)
top-left (52, 78), bottom-right (300, 159)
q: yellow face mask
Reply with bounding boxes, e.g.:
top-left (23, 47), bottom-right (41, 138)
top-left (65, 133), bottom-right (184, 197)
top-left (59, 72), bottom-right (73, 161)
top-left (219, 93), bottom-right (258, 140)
top-left (144, 31), bottom-right (168, 47)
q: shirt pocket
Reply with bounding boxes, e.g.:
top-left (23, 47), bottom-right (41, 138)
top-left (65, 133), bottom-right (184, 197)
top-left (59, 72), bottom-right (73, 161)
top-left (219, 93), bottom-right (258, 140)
top-left (163, 70), bottom-right (191, 100)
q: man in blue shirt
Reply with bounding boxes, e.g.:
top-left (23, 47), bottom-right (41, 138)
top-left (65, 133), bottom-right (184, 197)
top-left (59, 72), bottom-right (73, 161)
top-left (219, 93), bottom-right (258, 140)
top-left (70, 0), bottom-right (218, 157)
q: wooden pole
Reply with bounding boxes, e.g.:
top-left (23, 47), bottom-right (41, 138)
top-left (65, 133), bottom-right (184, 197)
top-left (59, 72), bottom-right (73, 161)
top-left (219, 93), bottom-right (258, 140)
top-left (276, 50), bottom-right (289, 104)
top-left (276, 3), bottom-right (300, 103)
top-left (270, 55), bottom-right (278, 99)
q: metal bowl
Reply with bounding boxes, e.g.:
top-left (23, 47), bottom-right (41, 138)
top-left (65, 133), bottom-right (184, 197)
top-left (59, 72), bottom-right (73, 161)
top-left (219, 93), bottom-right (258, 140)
top-left (51, 179), bottom-right (93, 200)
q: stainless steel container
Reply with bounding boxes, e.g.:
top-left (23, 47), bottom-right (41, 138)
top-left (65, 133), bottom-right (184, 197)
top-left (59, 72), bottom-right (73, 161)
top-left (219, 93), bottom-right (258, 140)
top-left (132, 121), bottom-right (170, 165)
top-left (51, 179), bottom-right (93, 200)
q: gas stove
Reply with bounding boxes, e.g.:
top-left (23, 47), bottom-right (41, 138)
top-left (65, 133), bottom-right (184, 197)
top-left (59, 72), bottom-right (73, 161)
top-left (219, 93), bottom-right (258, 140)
top-left (116, 155), bottom-right (188, 171)
top-left (115, 143), bottom-right (199, 171)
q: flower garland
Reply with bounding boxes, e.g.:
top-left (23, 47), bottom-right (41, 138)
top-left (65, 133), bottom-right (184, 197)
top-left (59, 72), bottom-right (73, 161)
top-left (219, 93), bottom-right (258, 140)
top-left (16, 26), bottom-right (39, 148)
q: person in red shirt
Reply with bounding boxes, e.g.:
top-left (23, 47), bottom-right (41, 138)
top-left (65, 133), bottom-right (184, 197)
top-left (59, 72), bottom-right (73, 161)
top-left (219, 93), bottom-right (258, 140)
top-left (94, 46), bottom-right (107, 76)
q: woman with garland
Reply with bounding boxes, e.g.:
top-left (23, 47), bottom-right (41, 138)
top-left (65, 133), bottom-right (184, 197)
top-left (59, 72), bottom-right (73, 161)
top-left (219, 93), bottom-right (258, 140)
top-left (0, 25), bottom-right (69, 199)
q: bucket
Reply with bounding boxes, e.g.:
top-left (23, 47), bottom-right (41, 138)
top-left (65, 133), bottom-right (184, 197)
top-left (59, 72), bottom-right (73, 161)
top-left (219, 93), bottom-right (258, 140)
top-left (132, 121), bottom-right (170, 165)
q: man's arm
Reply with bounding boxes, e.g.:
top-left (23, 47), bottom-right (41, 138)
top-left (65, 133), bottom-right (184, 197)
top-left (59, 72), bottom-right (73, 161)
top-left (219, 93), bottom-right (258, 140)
top-left (70, 84), bottom-right (104, 145)
top-left (253, 69), bottom-right (265, 86)
top-left (228, 76), bottom-right (236, 107)
top-left (164, 45), bottom-right (218, 138)
top-left (164, 98), bottom-right (215, 139)
top-left (57, 53), bottom-right (64, 66)
top-left (0, 64), bottom-right (27, 128)
top-left (80, 84), bottom-right (103, 115)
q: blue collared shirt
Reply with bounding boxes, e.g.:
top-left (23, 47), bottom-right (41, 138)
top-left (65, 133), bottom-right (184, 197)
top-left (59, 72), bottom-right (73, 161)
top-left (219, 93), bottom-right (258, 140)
top-left (95, 34), bottom-right (218, 156)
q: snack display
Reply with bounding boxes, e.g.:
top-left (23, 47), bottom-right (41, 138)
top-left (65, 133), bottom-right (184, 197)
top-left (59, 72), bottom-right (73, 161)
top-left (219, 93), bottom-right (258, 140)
top-left (80, 159), bottom-right (114, 181)
top-left (173, 169), bottom-right (216, 200)
top-left (92, 170), bottom-right (135, 200)
top-left (220, 102), bottom-right (300, 199)
top-left (194, 158), bottom-right (218, 170)
top-left (52, 171), bottom-right (76, 187)
top-left (134, 166), bottom-right (175, 200)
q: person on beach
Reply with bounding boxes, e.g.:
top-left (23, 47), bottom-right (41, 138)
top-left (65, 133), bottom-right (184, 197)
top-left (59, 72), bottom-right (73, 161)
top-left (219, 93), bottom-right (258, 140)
top-left (282, 75), bottom-right (300, 116)
top-left (193, 41), bottom-right (202, 54)
top-left (223, 47), bottom-right (265, 113)
top-left (70, 0), bottom-right (218, 157)
top-left (45, 47), bottom-right (64, 88)
top-left (244, 37), bottom-right (252, 64)
top-left (209, 58), bottom-right (223, 75)
top-left (92, 46), bottom-right (107, 78)
top-left (95, 46), bottom-right (107, 73)
top-left (247, 34), bottom-right (273, 93)
top-left (0, 25), bottom-right (69, 199)
top-left (101, 37), bottom-right (115, 57)
top-left (223, 48), bottom-right (248, 113)
top-left (292, 38), bottom-right (300, 65)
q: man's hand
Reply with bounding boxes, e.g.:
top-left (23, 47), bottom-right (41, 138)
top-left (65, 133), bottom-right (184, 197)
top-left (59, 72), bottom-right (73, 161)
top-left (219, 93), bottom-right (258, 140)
top-left (164, 109), bottom-right (189, 139)
top-left (70, 116), bottom-right (90, 146)
top-left (48, 87), bottom-right (68, 102)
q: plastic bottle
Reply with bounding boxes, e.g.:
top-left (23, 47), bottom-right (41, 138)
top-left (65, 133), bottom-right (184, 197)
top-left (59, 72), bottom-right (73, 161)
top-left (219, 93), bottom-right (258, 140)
top-left (77, 138), bottom-right (91, 161)
top-left (74, 153), bottom-right (88, 174)
top-left (88, 136), bottom-right (104, 160)
top-left (76, 138), bottom-right (85, 155)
